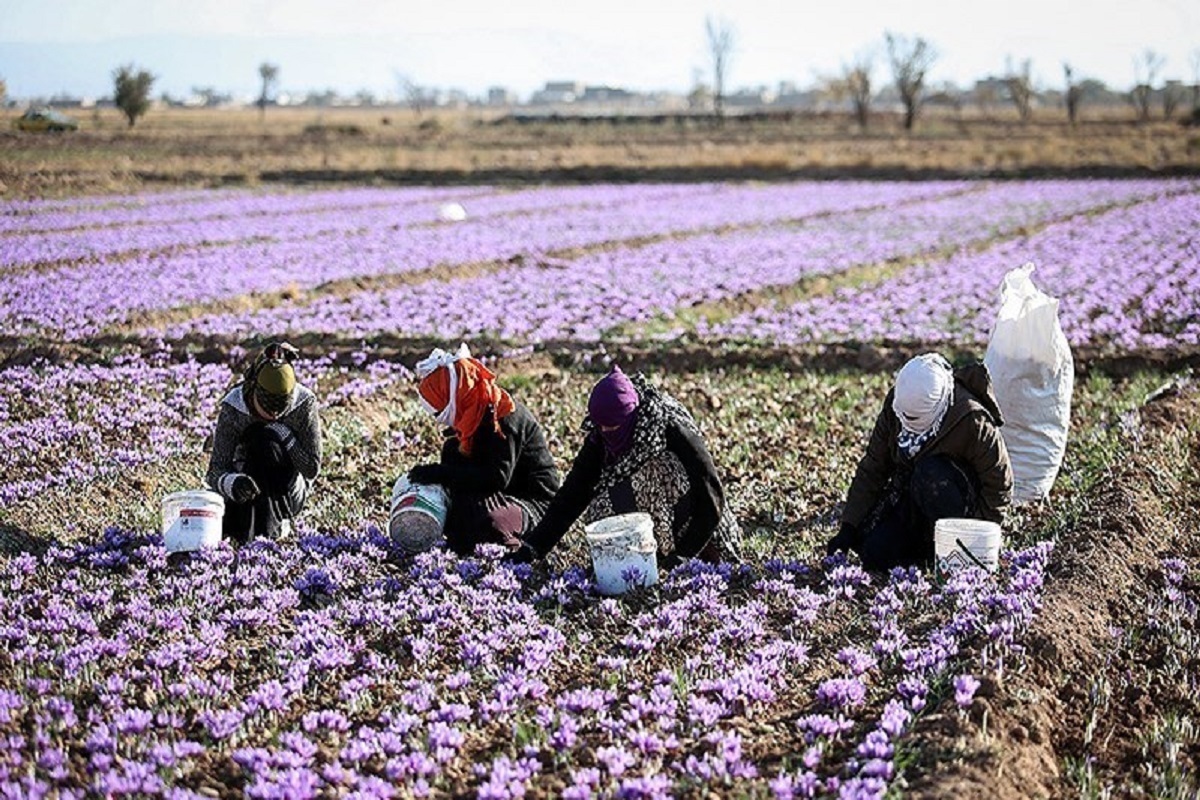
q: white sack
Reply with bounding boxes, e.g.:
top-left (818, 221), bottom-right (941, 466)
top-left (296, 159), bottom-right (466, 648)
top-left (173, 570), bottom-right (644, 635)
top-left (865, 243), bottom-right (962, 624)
top-left (983, 263), bottom-right (1074, 503)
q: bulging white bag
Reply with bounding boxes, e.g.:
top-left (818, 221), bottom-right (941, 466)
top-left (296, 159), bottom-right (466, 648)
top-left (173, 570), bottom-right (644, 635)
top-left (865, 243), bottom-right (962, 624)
top-left (983, 263), bottom-right (1073, 503)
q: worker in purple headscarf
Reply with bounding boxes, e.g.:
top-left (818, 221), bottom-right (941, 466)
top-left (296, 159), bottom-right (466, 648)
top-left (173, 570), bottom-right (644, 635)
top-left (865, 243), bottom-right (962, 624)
top-left (504, 366), bottom-right (742, 567)
top-left (827, 353), bottom-right (1013, 570)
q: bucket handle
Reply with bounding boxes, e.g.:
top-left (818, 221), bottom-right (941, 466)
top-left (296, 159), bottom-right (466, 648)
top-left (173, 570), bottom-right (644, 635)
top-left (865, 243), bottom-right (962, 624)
top-left (955, 537), bottom-right (990, 570)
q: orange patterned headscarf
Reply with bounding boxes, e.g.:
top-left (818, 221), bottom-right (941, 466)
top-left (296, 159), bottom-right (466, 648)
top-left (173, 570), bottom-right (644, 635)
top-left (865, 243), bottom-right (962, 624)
top-left (418, 357), bottom-right (515, 456)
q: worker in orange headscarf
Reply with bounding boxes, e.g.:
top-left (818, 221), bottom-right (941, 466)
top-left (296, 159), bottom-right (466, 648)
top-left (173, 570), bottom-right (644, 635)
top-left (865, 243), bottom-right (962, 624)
top-left (404, 345), bottom-right (561, 556)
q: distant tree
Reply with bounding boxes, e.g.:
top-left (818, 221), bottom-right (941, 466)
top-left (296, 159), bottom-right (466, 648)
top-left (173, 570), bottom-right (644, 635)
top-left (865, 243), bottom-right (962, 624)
top-left (258, 62), bottom-right (280, 118)
top-left (705, 16), bottom-right (736, 122)
top-left (112, 64), bottom-right (155, 127)
top-left (0, 77), bottom-right (7, 107)
top-left (687, 66), bottom-right (711, 112)
top-left (842, 52), bottom-right (874, 130)
top-left (1004, 57), bottom-right (1035, 122)
top-left (1063, 63), bottom-right (1083, 125)
top-left (393, 72), bottom-right (428, 118)
top-left (191, 86), bottom-right (230, 107)
top-left (1192, 50), bottom-right (1200, 115)
top-left (1162, 80), bottom-right (1184, 119)
top-left (1130, 49), bottom-right (1163, 122)
top-left (972, 81), bottom-right (1000, 119)
top-left (885, 32), bottom-right (937, 131)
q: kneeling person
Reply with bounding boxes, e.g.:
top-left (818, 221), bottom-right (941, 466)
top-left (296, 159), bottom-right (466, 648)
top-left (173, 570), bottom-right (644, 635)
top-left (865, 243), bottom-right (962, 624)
top-left (508, 366), bottom-right (742, 567)
top-left (206, 342), bottom-right (322, 544)
top-left (827, 353), bottom-right (1012, 571)
top-left (405, 346), bottom-right (560, 556)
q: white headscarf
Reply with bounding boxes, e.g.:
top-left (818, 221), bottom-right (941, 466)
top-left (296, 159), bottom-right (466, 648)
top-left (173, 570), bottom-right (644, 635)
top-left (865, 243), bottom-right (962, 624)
top-left (414, 343), bottom-right (471, 427)
top-left (892, 353), bottom-right (954, 457)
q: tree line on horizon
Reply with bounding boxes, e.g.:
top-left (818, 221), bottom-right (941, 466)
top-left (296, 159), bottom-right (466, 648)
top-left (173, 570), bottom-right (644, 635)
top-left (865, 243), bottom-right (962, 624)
top-left (3, 23), bottom-right (1198, 130)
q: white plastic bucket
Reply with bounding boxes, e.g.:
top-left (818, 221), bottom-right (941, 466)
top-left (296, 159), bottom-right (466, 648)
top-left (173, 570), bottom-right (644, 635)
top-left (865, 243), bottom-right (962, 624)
top-left (934, 518), bottom-right (1002, 575)
top-left (389, 476), bottom-right (450, 553)
top-left (585, 512), bottom-right (659, 596)
top-left (161, 490), bottom-right (225, 553)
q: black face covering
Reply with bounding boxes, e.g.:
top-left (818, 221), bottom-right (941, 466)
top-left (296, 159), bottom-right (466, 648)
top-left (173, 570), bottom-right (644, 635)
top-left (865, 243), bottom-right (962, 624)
top-left (243, 341), bottom-right (299, 418)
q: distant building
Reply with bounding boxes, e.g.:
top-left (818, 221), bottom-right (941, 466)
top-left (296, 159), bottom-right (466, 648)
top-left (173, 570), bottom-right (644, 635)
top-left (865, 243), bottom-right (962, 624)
top-left (725, 86), bottom-right (776, 109)
top-left (487, 87), bottom-right (517, 106)
top-left (530, 81), bottom-right (584, 104)
top-left (579, 85), bottom-right (634, 104)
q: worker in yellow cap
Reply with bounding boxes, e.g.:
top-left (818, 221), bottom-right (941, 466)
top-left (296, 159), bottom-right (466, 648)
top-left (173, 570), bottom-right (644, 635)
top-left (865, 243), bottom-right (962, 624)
top-left (205, 342), bottom-right (322, 544)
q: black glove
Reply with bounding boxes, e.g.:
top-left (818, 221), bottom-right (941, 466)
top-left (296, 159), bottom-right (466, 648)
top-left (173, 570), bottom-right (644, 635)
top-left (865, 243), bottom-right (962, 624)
top-left (230, 474), bottom-right (261, 504)
top-left (658, 552), bottom-right (684, 572)
top-left (826, 521), bottom-right (861, 556)
top-left (407, 464), bottom-right (445, 486)
top-left (501, 542), bottom-right (539, 565)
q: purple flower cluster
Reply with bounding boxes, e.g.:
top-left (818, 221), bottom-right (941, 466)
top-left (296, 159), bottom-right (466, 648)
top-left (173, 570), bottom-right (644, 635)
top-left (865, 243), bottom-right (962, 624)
top-left (4, 181), bottom-right (961, 339)
top-left (0, 349), bottom-right (411, 509)
top-left (169, 179), bottom-right (1181, 344)
top-left (719, 184), bottom-right (1200, 350)
top-left (0, 529), bottom-right (1055, 797)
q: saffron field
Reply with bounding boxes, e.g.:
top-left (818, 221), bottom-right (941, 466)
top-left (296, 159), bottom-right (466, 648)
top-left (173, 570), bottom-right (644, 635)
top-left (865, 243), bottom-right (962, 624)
top-left (0, 180), bottom-right (1198, 798)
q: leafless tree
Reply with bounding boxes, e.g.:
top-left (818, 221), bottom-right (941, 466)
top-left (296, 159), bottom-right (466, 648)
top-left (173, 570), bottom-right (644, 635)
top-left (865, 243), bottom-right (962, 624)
top-left (1130, 49), bottom-right (1164, 122)
top-left (973, 82), bottom-right (1000, 120)
top-left (1191, 49), bottom-right (1200, 115)
top-left (1063, 63), bottom-right (1084, 125)
top-left (394, 72), bottom-right (427, 118)
top-left (1162, 80), bottom-right (1184, 119)
top-left (842, 52), bottom-right (874, 130)
top-left (885, 32), bottom-right (937, 131)
top-left (1004, 57), bottom-right (1035, 122)
top-left (257, 62), bottom-right (280, 119)
top-left (705, 16), bottom-right (736, 122)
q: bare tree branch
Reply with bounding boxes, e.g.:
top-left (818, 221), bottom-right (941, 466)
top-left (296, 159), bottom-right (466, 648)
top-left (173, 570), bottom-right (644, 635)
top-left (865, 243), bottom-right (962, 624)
top-left (705, 16), bottom-right (736, 122)
top-left (1004, 57), bottom-right (1035, 122)
top-left (1130, 49), bottom-right (1164, 122)
top-left (258, 62), bottom-right (280, 119)
top-left (1063, 63), bottom-right (1084, 126)
top-left (843, 51), bottom-right (875, 130)
top-left (885, 32), bottom-right (937, 131)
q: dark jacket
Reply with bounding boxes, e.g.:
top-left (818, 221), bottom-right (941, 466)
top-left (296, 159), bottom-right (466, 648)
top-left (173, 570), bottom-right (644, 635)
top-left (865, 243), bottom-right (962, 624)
top-left (843, 363), bottom-right (1013, 528)
top-left (525, 417), bottom-right (726, 559)
top-left (426, 400), bottom-right (561, 504)
top-left (206, 384), bottom-right (322, 500)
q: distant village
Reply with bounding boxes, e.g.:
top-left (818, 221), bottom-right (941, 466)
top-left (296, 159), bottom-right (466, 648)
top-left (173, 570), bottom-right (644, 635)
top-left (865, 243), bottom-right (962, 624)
top-left (14, 75), bottom-right (1190, 118)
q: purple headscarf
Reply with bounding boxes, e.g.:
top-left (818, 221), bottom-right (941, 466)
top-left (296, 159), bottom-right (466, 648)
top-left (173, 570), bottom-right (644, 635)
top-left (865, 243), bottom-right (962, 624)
top-left (588, 366), bottom-right (640, 461)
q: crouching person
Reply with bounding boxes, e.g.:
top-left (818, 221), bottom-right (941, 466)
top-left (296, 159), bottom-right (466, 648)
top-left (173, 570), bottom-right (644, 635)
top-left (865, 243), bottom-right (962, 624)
top-left (206, 342), bottom-right (322, 544)
top-left (827, 353), bottom-right (1012, 571)
top-left (505, 366), bottom-right (742, 568)
top-left (405, 346), bottom-right (560, 556)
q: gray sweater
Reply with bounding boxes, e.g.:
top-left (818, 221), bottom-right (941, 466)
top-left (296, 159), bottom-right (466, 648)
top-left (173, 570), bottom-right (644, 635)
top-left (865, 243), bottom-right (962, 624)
top-left (205, 385), bottom-right (322, 499)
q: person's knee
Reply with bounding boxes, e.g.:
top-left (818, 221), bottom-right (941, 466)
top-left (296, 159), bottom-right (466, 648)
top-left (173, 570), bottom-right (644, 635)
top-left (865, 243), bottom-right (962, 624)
top-left (855, 533), bottom-right (892, 572)
top-left (911, 456), bottom-right (973, 519)
top-left (247, 424), bottom-right (289, 461)
top-left (486, 503), bottom-right (526, 549)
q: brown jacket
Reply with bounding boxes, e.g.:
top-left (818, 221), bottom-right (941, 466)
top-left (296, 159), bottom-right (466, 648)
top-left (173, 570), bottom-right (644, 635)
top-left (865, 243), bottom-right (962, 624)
top-left (842, 363), bottom-right (1013, 528)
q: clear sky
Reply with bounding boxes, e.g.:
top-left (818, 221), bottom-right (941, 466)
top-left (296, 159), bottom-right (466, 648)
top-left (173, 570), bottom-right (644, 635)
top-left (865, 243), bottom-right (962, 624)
top-left (1, 0), bottom-right (1196, 101)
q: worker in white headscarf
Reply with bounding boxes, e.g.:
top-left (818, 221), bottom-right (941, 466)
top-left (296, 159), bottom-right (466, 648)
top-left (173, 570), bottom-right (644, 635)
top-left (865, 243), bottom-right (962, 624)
top-left (826, 354), bottom-right (1013, 570)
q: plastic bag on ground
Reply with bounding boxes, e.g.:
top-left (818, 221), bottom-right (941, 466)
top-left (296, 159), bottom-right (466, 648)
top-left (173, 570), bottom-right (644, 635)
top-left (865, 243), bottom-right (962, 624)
top-left (983, 263), bottom-right (1074, 504)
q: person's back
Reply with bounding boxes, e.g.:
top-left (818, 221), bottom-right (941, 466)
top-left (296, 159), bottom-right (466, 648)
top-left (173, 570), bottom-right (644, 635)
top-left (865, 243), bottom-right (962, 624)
top-left (430, 399), bottom-right (560, 503)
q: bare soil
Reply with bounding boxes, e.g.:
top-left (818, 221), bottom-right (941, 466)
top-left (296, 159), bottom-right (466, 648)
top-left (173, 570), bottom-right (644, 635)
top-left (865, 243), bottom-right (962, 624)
top-left (903, 379), bottom-right (1200, 798)
top-left (2, 107), bottom-right (1197, 198)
